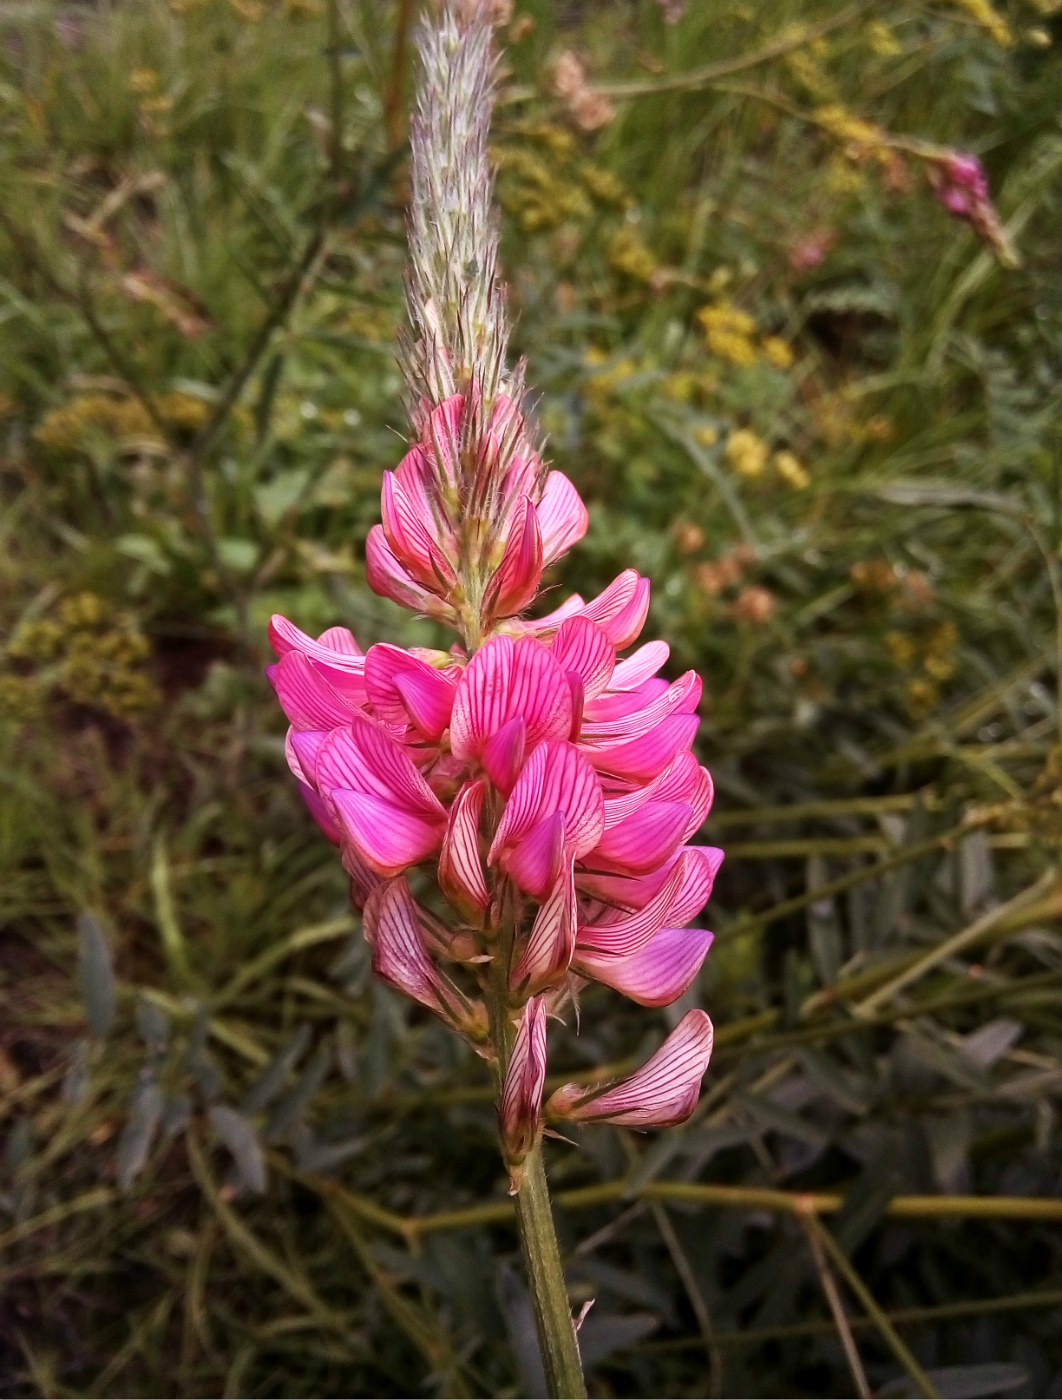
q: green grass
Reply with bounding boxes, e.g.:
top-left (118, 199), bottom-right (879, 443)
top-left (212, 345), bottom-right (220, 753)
top-left (2, 0), bottom-right (1062, 1394)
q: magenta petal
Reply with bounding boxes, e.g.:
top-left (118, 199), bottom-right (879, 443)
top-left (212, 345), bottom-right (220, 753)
top-left (439, 779), bottom-right (490, 920)
top-left (491, 740), bottom-right (605, 864)
top-left (537, 470), bottom-right (588, 565)
top-left (275, 652), bottom-right (356, 731)
top-left (602, 577), bottom-right (651, 648)
top-left (340, 837), bottom-right (383, 910)
top-left (316, 717), bottom-right (446, 820)
top-left (580, 671), bottom-right (700, 746)
top-left (299, 780), bottom-right (341, 843)
top-left (576, 855), bottom-right (690, 958)
top-left (610, 640), bottom-right (669, 690)
top-left (591, 801), bottom-right (692, 874)
top-left (667, 845), bottom-right (725, 925)
top-left (482, 715), bottom-right (527, 794)
top-left (579, 570), bottom-right (641, 629)
top-left (330, 790), bottom-right (444, 875)
top-left (546, 1009), bottom-right (714, 1127)
top-left (365, 643), bottom-right (456, 741)
top-left (550, 617), bottom-right (615, 699)
top-left (288, 728), bottom-right (328, 786)
top-left (512, 863), bottom-right (577, 992)
top-left (316, 625), bottom-right (361, 655)
top-left (381, 471), bottom-right (456, 590)
top-left (499, 996), bottom-right (548, 1179)
top-left (487, 497), bottom-right (544, 618)
top-left (587, 713), bottom-right (699, 782)
top-left (365, 878), bottom-right (456, 1018)
top-left (574, 927), bottom-right (714, 1007)
top-left (505, 810), bottom-right (567, 899)
top-left (450, 635), bottom-right (571, 760)
top-left (366, 525), bottom-right (454, 619)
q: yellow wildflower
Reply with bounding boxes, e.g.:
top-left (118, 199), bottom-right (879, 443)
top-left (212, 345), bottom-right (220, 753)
top-left (886, 631), bottom-right (916, 668)
top-left (762, 336), bottom-right (794, 369)
top-left (695, 425), bottom-right (719, 447)
top-left (725, 428), bottom-right (768, 478)
top-left (774, 450), bottom-right (810, 490)
top-left (867, 20), bottom-right (902, 56)
top-left (948, 0), bottom-right (1013, 45)
top-left (608, 226), bottom-right (657, 282)
top-left (698, 303), bottom-right (759, 366)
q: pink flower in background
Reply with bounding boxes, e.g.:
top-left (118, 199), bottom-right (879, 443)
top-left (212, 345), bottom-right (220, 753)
top-left (267, 0), bottom-right (720, 1194)
top-left (928, 150), bottom-right (1015, 264)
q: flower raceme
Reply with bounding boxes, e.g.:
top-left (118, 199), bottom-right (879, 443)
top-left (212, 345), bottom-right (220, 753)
top-left (269, 454), bottom-right (721, 1185)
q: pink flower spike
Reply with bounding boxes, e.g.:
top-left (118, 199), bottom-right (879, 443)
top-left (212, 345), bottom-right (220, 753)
top-left (490, 740), bottom-right (605, 869)
top-left (364, 643), bottom-right (457, 742)
top-left (512, 862), bottom-right (577, 992)
top-left (486, 497), bottom-right (544, 619)
top-left (545, 1009), bottom-right (714, 1127)
top-left (450, 635), bottom-right (571, 763)
top-left (574, 926), bottom-right (714, 1007)
top-left (365, 878), bottom-right (481, 1034)
top-left (500, 996), bottom-right (548, 1190)
top-left (274, 652), bottom-right (359, 731)
top-left (550, 617), bottom-right (615, 699)
top-left (537, 470), bottom-right (589, 564)
top-left (482, 715), bottom-right (527, 794)
top-left (438, 779), bottom-right (490, 922)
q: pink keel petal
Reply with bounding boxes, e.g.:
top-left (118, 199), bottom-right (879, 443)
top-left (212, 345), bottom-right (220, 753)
top-left (490, 740), bottom-right (604, 865)
top-left (450, 635), bottom-right (571, 761)
top-left (499, 997), bottom-right (548, 1187)
top-left (316, 625), bottom-right (361, 655)
top-left (504, 810), bottom-right (566, 899)
top-left (588, 713), bottom-right (699, 782)
top-left (512, 862), bottom-right (577, 992)
top-left (590, 801), bottom-right (693, 874)
top-left (545, 1009), bottom-right (714, 1127)
top-left (438, 779), bottom-right (490, 921)
top-left (576, 853), bottom-right (692, 958)
top-left (602, 577), bottom-right (651, 649)
top-left (610, 641), bottom-right (670, 691)
top-left (365, 643), bottom-right (456, 742)
top-left (274, 652), bottom-right (357, 731)
top-left (482, 715), bottom-right (527, 794)
top-left (537, 470), bottom-right (589, 565)
top-left (315, 717), bottom-right (446, 819)
top-left (366, 526), bottom-right (455, 620)
top-left (579, 671), bottom-right (700, 745)
top-left (331, 790), bottom-right (444, 876)
top-left (576, 845), bottom-right (723, 914)
top-left (381, 471), bottom-right (457, 591)
top-left (487, 497), bottom-right (544, 618)
top-left (573, 927), bottom-right (714, 1007)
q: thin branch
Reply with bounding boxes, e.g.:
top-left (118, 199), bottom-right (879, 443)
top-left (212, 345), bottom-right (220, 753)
top-left (385, 0), bottom-right (417, 150)
top-left (797, 1213), bottom-right (871, 1399)
top-left (650, 1201), bottom-right (724, 1398)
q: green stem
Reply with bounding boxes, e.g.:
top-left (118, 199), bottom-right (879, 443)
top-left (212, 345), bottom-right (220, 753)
top-left (514, 1145), bottom-right (587, 1400)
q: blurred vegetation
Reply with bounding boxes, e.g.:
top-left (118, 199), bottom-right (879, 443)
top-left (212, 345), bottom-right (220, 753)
top-left (2, 0), bottom-right (1062, 1395)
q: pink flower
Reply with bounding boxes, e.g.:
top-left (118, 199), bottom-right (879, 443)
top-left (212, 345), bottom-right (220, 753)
top-left (500, 996), bottom-right (548, 1189)
top-left (928, 150), bottom-right (1013, 262)
top-left (545, 1009), bottom-right (714, 1127)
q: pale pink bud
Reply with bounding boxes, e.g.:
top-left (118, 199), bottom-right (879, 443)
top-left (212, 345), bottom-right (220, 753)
top-left (485, 497), bottom-right (544, 619)
top-left (438, 778), bottom-right (490, 922)
top-left (500, 996), bottom-right (548, 1190)
top-left (511, 862), bottom-right (577, 994)
top-left (545, 1009), bottom-right (714, 1127)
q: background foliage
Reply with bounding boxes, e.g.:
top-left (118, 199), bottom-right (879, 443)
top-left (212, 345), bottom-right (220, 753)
top-left (2, 0), bottom-right (1062, 1394)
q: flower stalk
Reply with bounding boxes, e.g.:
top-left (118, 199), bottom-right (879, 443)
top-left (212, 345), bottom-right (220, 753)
top-left (267, 4), bottom-right (720, 1393)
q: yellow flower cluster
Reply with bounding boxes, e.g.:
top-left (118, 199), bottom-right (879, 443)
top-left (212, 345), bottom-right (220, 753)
top-left (7, 593), bottom-right (160, 719)
top-left (948, 0), bottom-right (1013, 45)
top-left (608, 226), bottom-right (657, 282)
top-left (866, 20), bottom-right (902, 56)
top-left (494, 126), bottom-right (628, 236)
top-left (725, 428), bottom-right (768, 477)
top-left (886, 622), bottom-right (959, 718)
top-left (34, 392), bottom-right (211, 454)
top-left (697, 302), bottom-right (795, 369)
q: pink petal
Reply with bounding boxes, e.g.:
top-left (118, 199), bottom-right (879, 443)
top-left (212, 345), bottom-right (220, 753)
top-left (288, 729), bottom-right (328, 787)
top-left (601, 753), bottom-right (700, 831)
top-left (512, 863), bottom-right (577, 992)
top-left (517, 593), bottom-right (586, 638)
top-left (590, 801), bottom-right (693, 874)
top-left (579, 570), bottom-right (641, 630)
top-left (340, 838), bottom-right (383, 909)
top-left (381, 471), bottom-right (457, 591)
top-left (365, 643), bottom-right (457, 742)
top-left (424, 393), bottom-right (464, 488)
top-left (545, 1009), bottom-right (713, 1127)
top-left (610, 641), bottom-right (669, 690)
top-left (537, 470), bottom-right (589, 564)
top-left (439, 779), bottom-right (490, 921)
top-left (499, 996), bottom-right (548, 1183)
top-left (269, 614), bottom-right (366, 673)
top-left (574, 927), bottom-right (714, 1007)
top-left (602, 577), bottom-right (651, 649)
top-left (579, 671), bottom-right (700, 746)
top-left (298, 780), bottom-right (341, 843)
top-left (482, 715), bottom-right (527, 795)
top-left (486, 497), bottom-right (543, 619)
top-left (565, 671), bottom-right (585, 742)
top-left (490, 740), bottom-right (604, 865)
top-left (550, 617), bottom-right (615, 699)
top-left (450, 635), bottom-right (571, 762)
top-left (365, 526), bottom-right (454, 620)
top-left (576, 854), bottom-right (692, 958)
top-left (315, 717), bottom-right (446, 820)
top-left (577, 845), bottom-right (723, 913)
top-left (275, 652), bottom-right (357, 731)
top-left (586, 713), bottom-right (699, 782)
top-left (331, 790), bottom-right (445, 875)
top-left (365, 878), bottom-right (460, 1019)
top-left (505, 810), bottom-right (567, 899)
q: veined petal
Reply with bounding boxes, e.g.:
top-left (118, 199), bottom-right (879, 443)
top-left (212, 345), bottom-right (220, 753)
top-left (366, 526), bottom-right (455, 619)
top-left (590, 801), bottom-right (693, 874)
top-left (499, 997), bottom-right (548, 1188)
top-left (425, 393), bottom-right (464, 489)
top-left (505, 810), bottom-right (566, 899)
top-left (381, 471), bottom-right (457, 591)
top-left (438, 779), bottom-right (490, 921)
top-left (537, 470), bottom-right (589, 565)
top-left (298, 780), bottom-right (341, 843)
top-left (602, 576), bottom-right (651, 649)
top-left (550, 617), bottom-right (615, 699)
top-left (490, 740), bottom-right (604, 865)
top-left (275, 652), bottom-right (357, 731)
top-left (575, 853), bottom-right (691, 958)
top-left (269, 614), bottom-right (365, 671)
top-left (482, 715), bottom-right (527, 795)
top-left (580, 672), bottom-right (701, 746)
top-left (576, 845), bottom-right (723, 914)
top-left (340, 837), bottom-right (383, 910)
top-left (601, 753), bottom-right (701, 831)
top-left (450, 635), bottom-right (571, 762)
top-left (545, 1009), bottom-right (713, 1127)
top-left (610, 641), bottom-right (669, 691)
top-left (579, 570), bottom-right (641, 630)
top-left (587, 713), bottom-right (699, 782)
top-left (573, 927), bottom-right (714, 1007)
top-left (487, 497), bottom-right (543, 618)
top-left (331, 790), bottom-right (444, 875)
top-left (512, 863), bottom-right (577, 993)
top-left (365, 643), bottom-right (457, 742)
top-left (366, 878), bottom-right (465, 1023)
top-left (288, 729), bottom-right (328, 787)
top-left (316, 717), bottom-right (446, 820)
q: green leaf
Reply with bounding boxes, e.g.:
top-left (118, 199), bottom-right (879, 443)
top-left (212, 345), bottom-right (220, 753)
top-left (208, 1105), bottom-right (267, 1194)
top-left (78, 913), bottom-right (116, 1039)
top-left (115, 1075), bottom-right (164, 1191)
